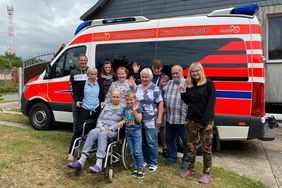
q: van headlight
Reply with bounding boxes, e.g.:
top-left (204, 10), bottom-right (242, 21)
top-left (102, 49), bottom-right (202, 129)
top-left (22, 85), bottom-right (30, 93)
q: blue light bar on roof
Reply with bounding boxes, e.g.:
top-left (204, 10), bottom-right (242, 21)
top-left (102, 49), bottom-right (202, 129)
top-left (230, 3), bottom-right (259, 16)
top-left (75, 20), bottom-right (92, 35)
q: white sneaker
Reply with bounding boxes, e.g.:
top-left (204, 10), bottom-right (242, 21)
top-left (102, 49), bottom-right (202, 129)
top-left (143, 162), bottom-right (149, 168)
top-left (148, 165), bottom-right (158, 172)
top-left (68, 154), bottom-right (74, 161)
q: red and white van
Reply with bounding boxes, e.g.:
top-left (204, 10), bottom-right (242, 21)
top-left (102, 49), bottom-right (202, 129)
top-left (21, 3), bottom-right (274, 147)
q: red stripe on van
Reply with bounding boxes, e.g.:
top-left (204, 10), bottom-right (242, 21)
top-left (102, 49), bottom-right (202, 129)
top-left (183, 68), bottom-right (248, 77)
top-left (214, 82), bottom-right (252, 91)
top-left (69, 24), bottom-right (261, 45)
top-left (200, 54), bottom-right (247, 64)
top-left (158, 24), bottom-right (260, 38)
top-left (205, 68), bottom-right (248, 77)
top-left (215, 98), bottom-right (251, 116)
top-left (248, 54), bottom-right (263, 63)
top-left (248, 68), bottom-right (264, 77)
top-left (219, 41), bottom-right (262, 51)
top-left (70, 34), bottom-right (92, 45)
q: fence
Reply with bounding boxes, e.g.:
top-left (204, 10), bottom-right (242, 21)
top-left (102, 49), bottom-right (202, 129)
top-left (0, 68), bottom-right (18, 85)
top-left (23, 51), bottom-right (55, 68)
top-left (23, 50), bottom-right (55, 85)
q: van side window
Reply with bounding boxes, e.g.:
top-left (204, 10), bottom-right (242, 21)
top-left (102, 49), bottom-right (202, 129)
top-left (156, 38), bottom-right (247, 81)
top-left (96, 39), bottom-right (247, 81)
top-left (96, 42), bottom-right (155, 74)
top-left (50, 46), bottom-right (86, 78)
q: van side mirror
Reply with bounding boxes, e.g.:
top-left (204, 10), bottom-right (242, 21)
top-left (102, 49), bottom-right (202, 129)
top-left (44, 64), bottom-right (52, 79)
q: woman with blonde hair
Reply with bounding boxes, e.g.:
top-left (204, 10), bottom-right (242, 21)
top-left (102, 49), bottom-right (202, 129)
top-left (179, 62), bottom-right (216, 184)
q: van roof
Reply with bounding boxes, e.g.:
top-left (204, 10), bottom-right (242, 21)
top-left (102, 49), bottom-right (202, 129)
top-left (75, 3), bottom-right (259, 35)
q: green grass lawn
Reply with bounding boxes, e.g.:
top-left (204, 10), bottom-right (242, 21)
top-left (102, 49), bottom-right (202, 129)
top-left (0, 125), bottom-right (266, 188)
top-left (0, 112), bottom-right (29, 124)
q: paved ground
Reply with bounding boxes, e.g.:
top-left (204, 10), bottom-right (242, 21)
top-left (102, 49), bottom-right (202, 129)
top-left (0, 95), bottom-right (281, 187)
top-left (1, 93), bottom-right (19, 101)
top-left (212, 126), bottom-right (282, 188)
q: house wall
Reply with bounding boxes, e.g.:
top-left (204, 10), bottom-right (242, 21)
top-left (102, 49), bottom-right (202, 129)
top-left (258, 5), bottom-right (282, 105)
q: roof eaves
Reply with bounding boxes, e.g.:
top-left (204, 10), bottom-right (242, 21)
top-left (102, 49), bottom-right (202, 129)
top-left (80, 0), bottom-right (110, 21)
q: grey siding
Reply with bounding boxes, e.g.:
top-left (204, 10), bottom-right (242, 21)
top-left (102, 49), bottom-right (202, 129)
top-left (81, 0), bottom-right (282, 20)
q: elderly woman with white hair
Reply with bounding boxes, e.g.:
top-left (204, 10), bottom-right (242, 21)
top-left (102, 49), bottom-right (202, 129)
top-left (135, 68), bottom-right (164, 172)
top-left (68, 67), bottom-right (105, 161)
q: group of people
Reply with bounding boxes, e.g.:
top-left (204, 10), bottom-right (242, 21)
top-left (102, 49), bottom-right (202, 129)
top-left (67, 54), bottom-right (216, 184)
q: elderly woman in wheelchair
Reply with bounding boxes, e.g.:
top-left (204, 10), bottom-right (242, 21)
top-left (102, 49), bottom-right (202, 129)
top-left (68, 89), bottom-right (125, 173)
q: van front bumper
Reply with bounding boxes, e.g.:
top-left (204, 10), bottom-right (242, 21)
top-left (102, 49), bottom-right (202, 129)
top-left (21, 93), bottom-right (29, 116)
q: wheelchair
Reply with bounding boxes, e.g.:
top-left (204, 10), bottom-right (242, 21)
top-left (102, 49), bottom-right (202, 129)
top-left (69, 119), bottom-right (132, 183)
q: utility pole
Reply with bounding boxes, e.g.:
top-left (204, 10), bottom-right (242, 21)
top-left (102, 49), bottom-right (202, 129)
top-left (7, 6), bottom-right (15, 55)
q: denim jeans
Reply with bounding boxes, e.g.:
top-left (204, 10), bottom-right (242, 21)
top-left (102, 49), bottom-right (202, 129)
top-left (165, 122), bottom-right (188, 168)
top-left (142, 127), bottom-right (158, 166)
top-left (126, 127), bottom-right (144, 171)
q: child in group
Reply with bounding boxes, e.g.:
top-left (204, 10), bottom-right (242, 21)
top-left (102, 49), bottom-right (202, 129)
top-left (123, 90), bottom-right (144, 178)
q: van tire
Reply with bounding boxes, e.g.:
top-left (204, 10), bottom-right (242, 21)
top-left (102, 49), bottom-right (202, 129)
top-left (29, 103), bottom-right (53, 130)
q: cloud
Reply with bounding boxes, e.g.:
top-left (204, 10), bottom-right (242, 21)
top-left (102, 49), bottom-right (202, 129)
top-left (0, 0), bottom-right (97, 58)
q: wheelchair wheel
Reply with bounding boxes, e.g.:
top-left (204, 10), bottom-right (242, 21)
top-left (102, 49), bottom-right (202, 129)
top-left (122, 139), bottom-right (132, 170)
top-left (108, 168), bottom-right (114, 183)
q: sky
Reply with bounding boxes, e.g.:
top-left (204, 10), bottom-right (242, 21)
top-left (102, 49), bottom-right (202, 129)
top-left (0, 0), bottom-right (98, 59)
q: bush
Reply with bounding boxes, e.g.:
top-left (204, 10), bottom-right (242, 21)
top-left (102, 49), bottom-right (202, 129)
top-left (0, 84), bottom-right (18, 94)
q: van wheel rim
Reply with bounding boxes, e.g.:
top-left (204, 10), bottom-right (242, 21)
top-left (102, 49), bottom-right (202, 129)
top-left (34, 110), bottom-right (47, 125)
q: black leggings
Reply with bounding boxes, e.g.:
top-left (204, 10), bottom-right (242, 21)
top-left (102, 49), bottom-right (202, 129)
top-left (68, 107), bottom-right (101, 154)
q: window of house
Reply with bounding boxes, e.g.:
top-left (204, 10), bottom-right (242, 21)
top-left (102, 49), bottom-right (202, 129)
top-left (268, 15), bottom-right (282, 61)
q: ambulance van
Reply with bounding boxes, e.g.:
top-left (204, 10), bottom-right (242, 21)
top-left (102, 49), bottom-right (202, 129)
top-left (21, 3), bottom-right (274, 148)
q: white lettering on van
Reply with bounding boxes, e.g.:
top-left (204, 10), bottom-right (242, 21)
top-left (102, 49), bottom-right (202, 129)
top-left (220, 25), bottom-right (240, 34)
top-left (159, 28), bottom-right (209, 36)
top-left (93, 33), bottom-right (111, 40)
top-left (112, 32), bottom-right (155, 39)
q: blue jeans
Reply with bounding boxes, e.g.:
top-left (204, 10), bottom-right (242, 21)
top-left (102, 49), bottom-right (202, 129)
top-left (142, 127), bottom-right (158, 166)
top-left (165, 122), bottom-right (188, 168)
top-left (126, 127), bottom-right (144, 171)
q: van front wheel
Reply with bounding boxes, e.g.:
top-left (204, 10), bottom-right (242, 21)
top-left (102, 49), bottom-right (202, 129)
top-left (29, 103), bottom-right (53, 130)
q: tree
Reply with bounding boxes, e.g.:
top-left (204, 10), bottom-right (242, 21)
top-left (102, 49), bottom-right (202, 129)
top-left (0, 52), bottom-right (23, 68)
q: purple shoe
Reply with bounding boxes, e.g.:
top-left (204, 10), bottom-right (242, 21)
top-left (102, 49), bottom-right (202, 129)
top-left (199, 174), bottom-right (211, 184)
top-left (89, 165), bottom-right (102, 173)
top-left (180, 170), bottom-right (195, 178)
top-left (67, 160), bottom-right (83, 171)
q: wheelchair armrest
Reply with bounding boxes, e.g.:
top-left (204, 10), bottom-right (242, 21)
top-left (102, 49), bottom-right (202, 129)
top-left (117, 128), bottom-right (120, 141)
top-left (117, 126), bottom-right (126, 141)
top-left (82, 119), bottom-right (96, 137)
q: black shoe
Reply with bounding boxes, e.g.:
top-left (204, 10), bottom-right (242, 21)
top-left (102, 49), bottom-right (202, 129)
top-left (137, 170), bottom-right (145, 179)
top-left (162, 149), bottom-right (168, 158)
top-left (132, 169), bottom-right (138, 177)
top-left (165, 159), bottom-right (176, 165)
